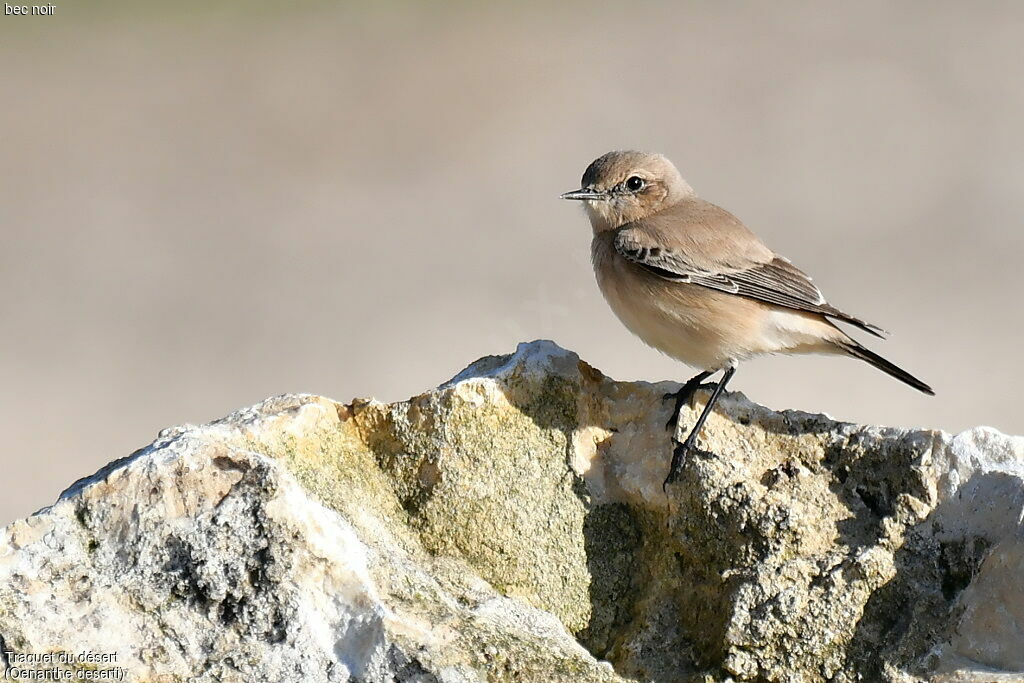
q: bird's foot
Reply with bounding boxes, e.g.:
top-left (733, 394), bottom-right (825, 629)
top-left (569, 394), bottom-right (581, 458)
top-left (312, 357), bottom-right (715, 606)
top-left (663, 439), bottom-right (715, 490)
top-left (663, 439), bottom-right (692, 490)
top-left (663, 381), bottom-right (712, 431)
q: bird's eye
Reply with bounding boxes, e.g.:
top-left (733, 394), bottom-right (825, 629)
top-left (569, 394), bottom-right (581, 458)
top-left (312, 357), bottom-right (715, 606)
top-left (625, 176), bottom-right (645, 192)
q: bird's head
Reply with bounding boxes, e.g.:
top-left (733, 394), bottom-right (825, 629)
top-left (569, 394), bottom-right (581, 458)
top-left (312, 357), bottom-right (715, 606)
top-left (561, 150), bottom-right (693, 232)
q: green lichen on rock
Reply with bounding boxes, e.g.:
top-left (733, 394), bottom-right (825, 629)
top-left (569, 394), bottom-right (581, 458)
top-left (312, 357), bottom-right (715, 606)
top-left (383, 373), bottom-right (593, 631)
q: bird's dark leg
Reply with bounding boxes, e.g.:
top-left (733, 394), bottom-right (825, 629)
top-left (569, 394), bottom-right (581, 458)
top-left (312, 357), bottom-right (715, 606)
top-left (664, 365), bottom-right (737, 489)
top-left (663, 370), bottom-right (714, 430)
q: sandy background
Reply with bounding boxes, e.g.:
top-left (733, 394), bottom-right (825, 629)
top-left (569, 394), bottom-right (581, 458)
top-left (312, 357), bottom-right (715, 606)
top-left (1, 1), bottom-right (1022, 526)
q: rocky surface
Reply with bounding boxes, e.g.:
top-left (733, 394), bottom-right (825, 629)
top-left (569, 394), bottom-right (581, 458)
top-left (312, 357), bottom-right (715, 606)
top-left (1, 340), bottom-right (1022, 682)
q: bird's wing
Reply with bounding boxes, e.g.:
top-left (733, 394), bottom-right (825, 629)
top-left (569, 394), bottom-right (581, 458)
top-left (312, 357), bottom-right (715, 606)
top-left (614, 201), bottom-right (887, 338)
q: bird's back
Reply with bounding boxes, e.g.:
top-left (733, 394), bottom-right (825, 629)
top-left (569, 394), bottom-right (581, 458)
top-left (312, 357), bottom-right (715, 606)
top-left (632, 197), bottom-right (775, 273)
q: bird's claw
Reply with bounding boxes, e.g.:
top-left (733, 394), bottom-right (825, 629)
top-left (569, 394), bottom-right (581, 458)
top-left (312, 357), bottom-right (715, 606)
top-left (662, 382), bottom-right (709, 431)
top-left (663, 439), bottom-right (692, 490)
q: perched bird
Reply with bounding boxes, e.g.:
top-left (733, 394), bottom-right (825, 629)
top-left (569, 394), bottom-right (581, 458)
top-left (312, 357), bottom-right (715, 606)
top-left (561, 150), bottom-right (933, 487)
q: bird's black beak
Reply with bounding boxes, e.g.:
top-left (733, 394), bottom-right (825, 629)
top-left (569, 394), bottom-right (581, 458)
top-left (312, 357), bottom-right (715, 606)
top-left (560, 188), bottom-right (606, 201)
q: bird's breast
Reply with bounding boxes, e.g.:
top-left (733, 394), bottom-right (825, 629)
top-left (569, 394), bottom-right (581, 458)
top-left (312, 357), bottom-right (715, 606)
top-left (589, 234), bottom-right (777, 370)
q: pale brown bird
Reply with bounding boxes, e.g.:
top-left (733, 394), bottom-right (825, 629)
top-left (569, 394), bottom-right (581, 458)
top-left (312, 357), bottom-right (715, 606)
top-left (561, 150), bottom-right (933, 487)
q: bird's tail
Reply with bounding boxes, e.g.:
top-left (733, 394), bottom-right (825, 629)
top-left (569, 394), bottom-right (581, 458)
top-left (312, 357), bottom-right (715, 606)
top-left (838, 340), bottom-right (934, 395)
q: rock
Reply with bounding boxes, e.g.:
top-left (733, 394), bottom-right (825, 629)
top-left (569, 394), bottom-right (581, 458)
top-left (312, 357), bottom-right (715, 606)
top-left (1, 340), bottom-right (1022, 682)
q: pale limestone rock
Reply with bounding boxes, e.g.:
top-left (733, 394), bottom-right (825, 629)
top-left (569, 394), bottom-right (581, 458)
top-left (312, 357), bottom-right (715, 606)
top-left (0, 340), bottom-right (1022, 682)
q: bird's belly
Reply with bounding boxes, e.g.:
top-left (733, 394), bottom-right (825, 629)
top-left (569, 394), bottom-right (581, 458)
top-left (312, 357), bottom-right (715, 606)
top-left (594, 261), bottom-right (759, 370)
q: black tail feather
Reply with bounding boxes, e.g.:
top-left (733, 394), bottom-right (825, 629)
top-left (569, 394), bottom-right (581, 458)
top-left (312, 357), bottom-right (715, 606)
top-left (840, 342), bottom-right (934, 396)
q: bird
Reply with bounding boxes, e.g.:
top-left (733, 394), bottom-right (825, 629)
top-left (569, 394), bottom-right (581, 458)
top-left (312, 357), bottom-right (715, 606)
top-left (560, 150), bottom-right (934, 488)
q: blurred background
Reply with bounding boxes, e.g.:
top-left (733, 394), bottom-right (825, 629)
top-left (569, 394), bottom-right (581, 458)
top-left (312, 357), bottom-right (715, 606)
top-left (2, 1), bottom-right (1022, 526)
